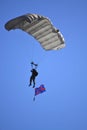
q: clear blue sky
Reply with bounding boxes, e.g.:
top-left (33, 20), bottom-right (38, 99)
top-left (0, 0), bottom-right (87, 130)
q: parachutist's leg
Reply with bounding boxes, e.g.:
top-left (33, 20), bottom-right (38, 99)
top-left (33, 77), bottom-right (35, 88)
top-left (29, 76), bottom-right (33, 86)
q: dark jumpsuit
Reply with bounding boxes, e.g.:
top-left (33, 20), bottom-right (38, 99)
top-left (29, 69), bottom-right (38, 88)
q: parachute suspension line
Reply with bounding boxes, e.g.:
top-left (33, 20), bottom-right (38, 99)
top-left (30, 42), bottom-right (39, 67)
top-left (30, 42), bottom-right (35, 63)
top-left (37, 50), bottom-right (47, 66)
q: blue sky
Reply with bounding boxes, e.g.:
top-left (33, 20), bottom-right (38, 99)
top-left (0, 0), bottom-right (87, 130)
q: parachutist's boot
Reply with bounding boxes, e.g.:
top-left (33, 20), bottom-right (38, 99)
top-left (33, 85), bottom-right (35, 88)
top-left (29, 83), bottom-right (31, 87)
top-left (33, 83), bottom-right (35, 88)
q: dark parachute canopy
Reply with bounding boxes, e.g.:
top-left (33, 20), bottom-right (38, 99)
top-left (5, 13), bottom-right (65, 50)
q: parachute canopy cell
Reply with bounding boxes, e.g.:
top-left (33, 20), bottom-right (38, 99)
top-left (5, 13), bottom-right (65, 50)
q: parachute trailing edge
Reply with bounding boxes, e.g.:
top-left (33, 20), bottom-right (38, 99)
top-left (5, 13), bottom-right (65, 50)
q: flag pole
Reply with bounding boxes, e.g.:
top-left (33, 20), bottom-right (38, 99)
top-left (33, 96), bottom-right (35, 101)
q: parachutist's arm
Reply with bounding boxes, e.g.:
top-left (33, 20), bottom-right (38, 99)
top-left (31, 62), bottom-right (34, 64)
top-left (33, 63), bottom-right (38, 69)
top-left (31, 62), bottom-right (38, 69)
top-left (31, 62), bottom-right (38, 66)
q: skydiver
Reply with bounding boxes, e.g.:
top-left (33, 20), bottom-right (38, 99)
top-left (29, 62), bottom-right (38, 88)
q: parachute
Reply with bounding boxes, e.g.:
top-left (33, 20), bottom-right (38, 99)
top-left (5, 13), bottom-right (65, 50)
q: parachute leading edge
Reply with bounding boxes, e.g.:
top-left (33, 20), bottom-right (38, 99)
top-left (5, 13), bottom-right (65, 50)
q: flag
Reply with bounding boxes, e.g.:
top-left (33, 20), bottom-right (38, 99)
top-left (35, 84), bottom-right (46, 96)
